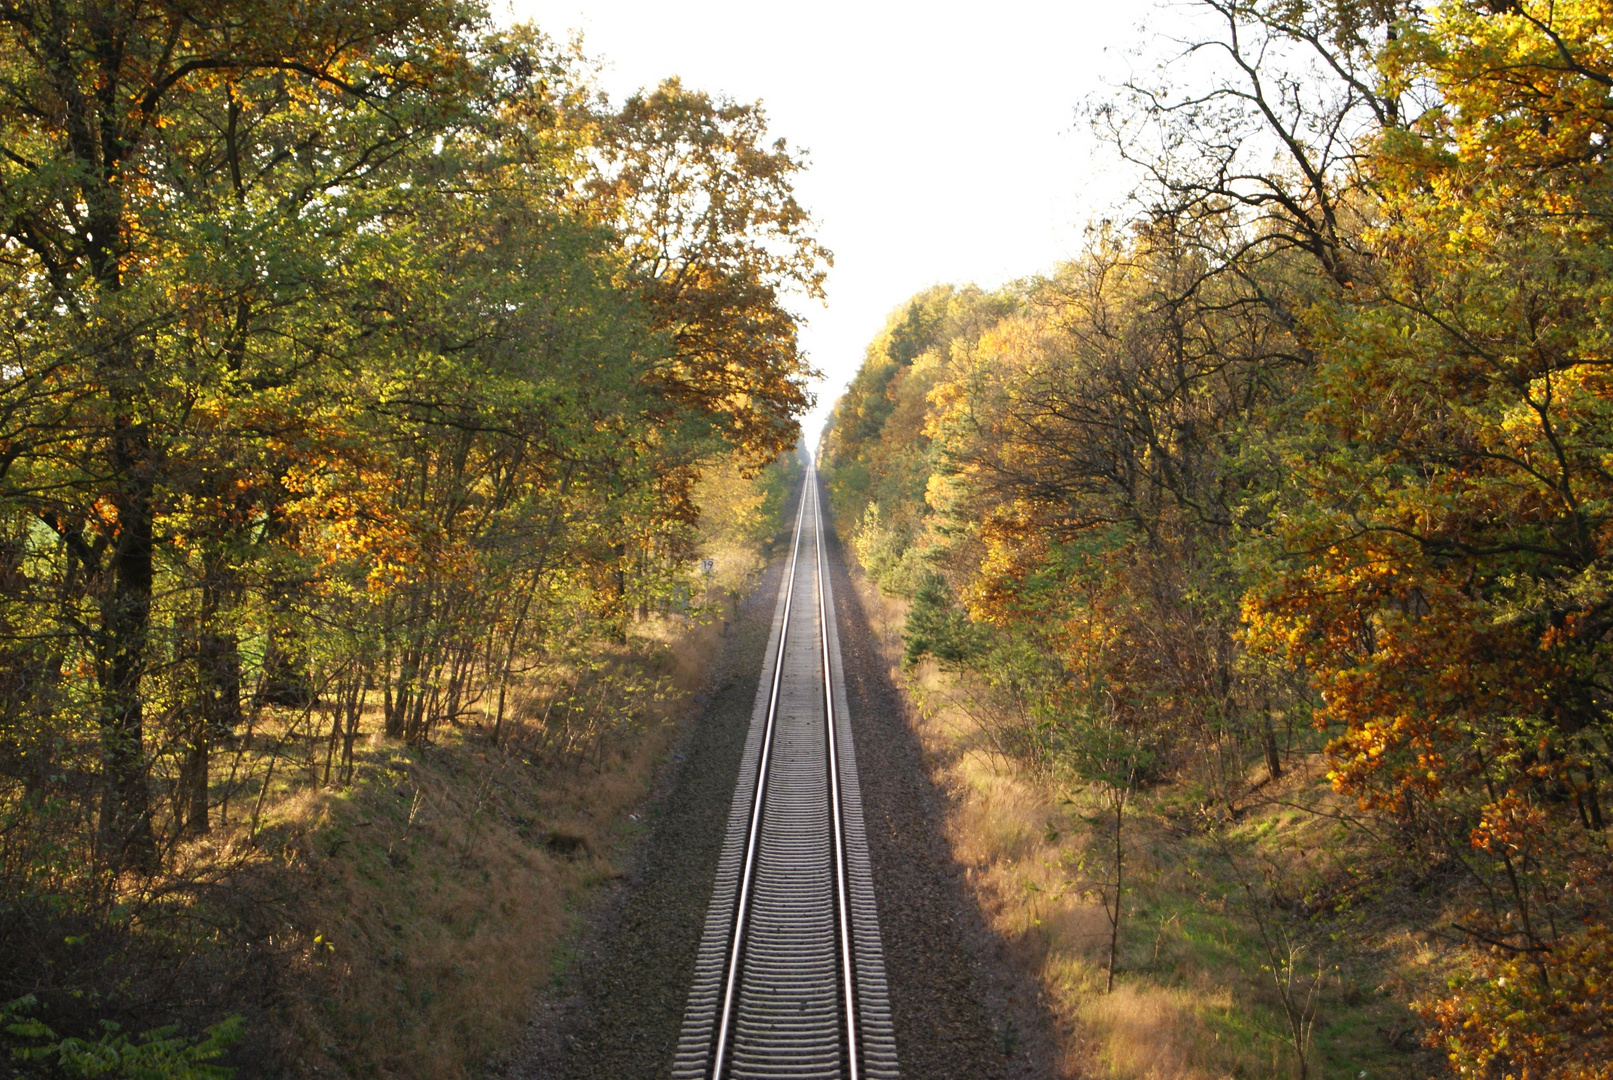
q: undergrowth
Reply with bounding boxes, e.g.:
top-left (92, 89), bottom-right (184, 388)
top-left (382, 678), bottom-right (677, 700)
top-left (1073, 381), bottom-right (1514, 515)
top-left (849, 570), bottom-right (1451, 1080)
top-left (264, 606), bottom-right (750, 1077)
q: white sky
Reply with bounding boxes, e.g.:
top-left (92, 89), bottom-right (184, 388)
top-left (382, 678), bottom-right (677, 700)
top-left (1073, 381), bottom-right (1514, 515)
top-left (503, 0), bottom-right (1166, 444)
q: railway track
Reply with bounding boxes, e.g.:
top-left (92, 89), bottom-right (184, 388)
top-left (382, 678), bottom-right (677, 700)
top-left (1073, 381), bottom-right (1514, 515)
top-left (672, 468), bottom-right (899, 1080)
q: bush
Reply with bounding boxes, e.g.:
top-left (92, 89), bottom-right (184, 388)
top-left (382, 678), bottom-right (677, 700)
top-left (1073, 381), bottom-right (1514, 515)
top-left (902, 574), bottom-right (987, 668)
top-left (2, 998), bottom-right (242, 1080)
top-left (853, 503), bottom-right (932, 599)
top-left (1417, 924), bottom-right (1613, 1080)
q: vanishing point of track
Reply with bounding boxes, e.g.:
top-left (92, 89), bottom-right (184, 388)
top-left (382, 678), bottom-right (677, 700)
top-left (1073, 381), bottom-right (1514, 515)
top-left (672, 468), bottom-right (899, 1080)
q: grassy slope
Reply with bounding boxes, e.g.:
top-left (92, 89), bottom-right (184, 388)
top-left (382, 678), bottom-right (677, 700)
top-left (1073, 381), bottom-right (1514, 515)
top-left (846, 574), bottom-right (1453, 1080)
top-left (236, 608), bottom-right (748, 1077)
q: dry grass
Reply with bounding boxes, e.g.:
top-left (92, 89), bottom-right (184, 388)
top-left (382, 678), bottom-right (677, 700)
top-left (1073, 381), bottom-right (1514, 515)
top-left (227, 606), bottom-right (738, 1078)
top-left (1079, 984), bottom-right (1224, 1080)
top-left (845, 567), bottom-right (1453, 1080)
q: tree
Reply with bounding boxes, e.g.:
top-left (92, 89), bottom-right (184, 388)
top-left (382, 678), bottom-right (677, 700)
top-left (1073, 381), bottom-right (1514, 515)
top-left (1242, 0), bottom-right (1613, 1067)
top-left (1066, 713), bottom-right (1153, 994)
top-left (0, 0), bottom-right (477, 871)
top-left (581, 79), bottom-right (830, 471)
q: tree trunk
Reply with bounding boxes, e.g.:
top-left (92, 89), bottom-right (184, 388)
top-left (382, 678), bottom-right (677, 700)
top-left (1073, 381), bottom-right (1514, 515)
top-left (1107, 788), bottom-right (1125, 993)
top-left (390, 641), bottom-right (421, 741)
top-left (182, 735), bottom-right (209, 835)
top-left (98, 418), bottom-right (158, 873)
top-left (258, 623), bottom-right (314, 707)
top-left (1577, 760), bottom-right (1604, 831)
top-left (185, 592), bottom-right (243, 835)
top-left (1262, 704), bottom-right (1282, 782)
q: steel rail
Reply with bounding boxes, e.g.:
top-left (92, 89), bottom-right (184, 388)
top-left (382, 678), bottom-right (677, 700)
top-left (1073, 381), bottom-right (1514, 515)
top-left (813, 471), bottom-right (861, 1080)
top-left (708, 477), bottom-right (810, 1080)
top-left (674, 464), bottom-right (896, 1080)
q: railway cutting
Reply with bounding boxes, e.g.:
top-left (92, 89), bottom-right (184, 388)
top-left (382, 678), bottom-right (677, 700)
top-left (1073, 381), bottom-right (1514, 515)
top-left (671, 468), bottom-right (899, 1080)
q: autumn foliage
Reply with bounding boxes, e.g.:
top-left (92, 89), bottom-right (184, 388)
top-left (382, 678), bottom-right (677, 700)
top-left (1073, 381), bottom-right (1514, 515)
top-left (823, 2), bottom-right (1613, 1075)
top-left (0, 0), bottom-right (819, 1063)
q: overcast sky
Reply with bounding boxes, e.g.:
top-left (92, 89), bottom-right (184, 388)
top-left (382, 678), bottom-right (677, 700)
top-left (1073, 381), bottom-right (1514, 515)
top-left (503, 0), bottom-right (1162, 444)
